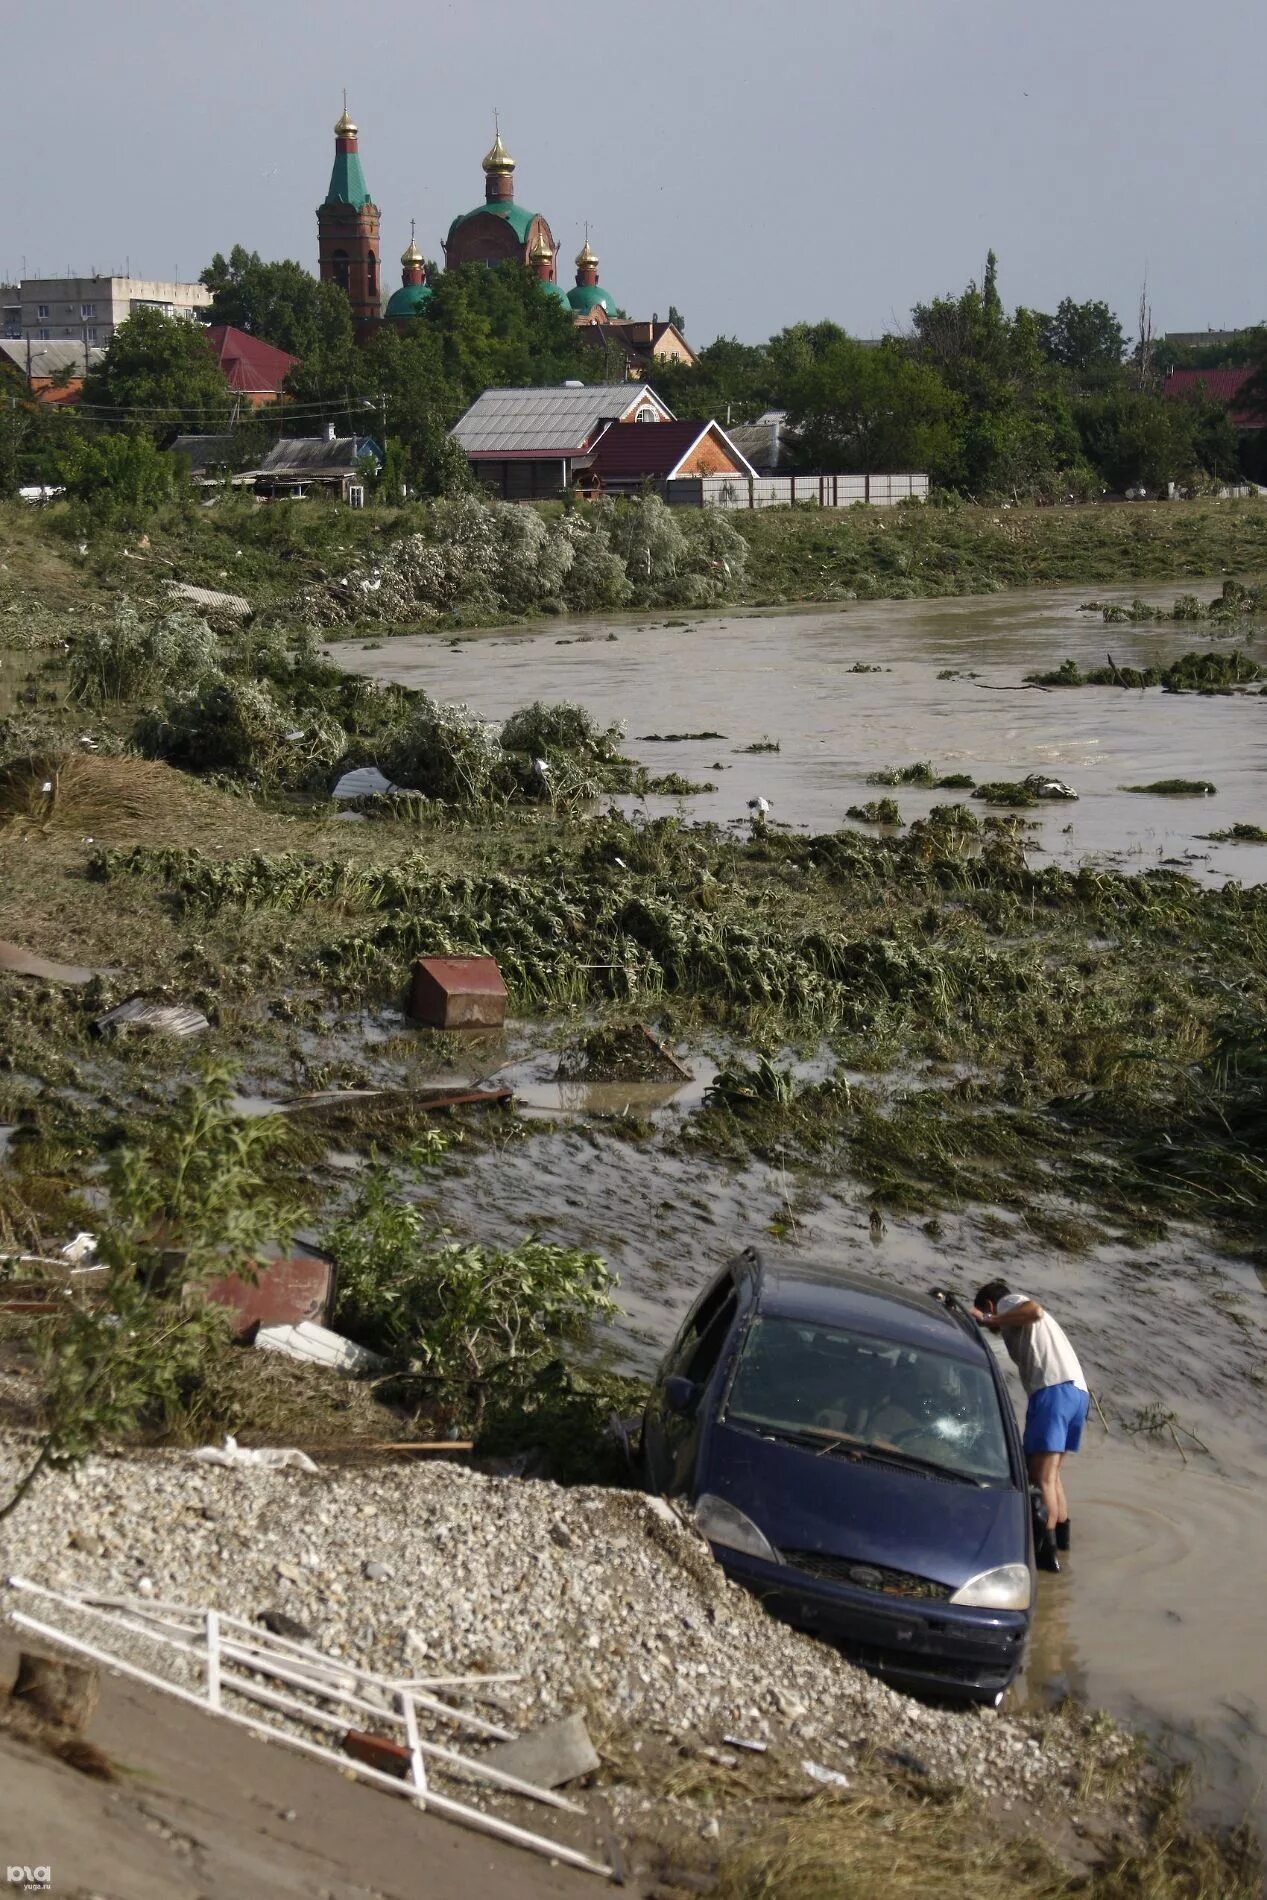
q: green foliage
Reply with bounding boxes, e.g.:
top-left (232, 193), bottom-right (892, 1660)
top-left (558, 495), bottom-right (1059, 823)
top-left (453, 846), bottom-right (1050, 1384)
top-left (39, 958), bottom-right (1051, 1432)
top-left (784, 338), bottom-right (963, 475)
top-left (705, 1056), bottom-right (800, 1111)
top-left (67, 601), bottom-right (221, 705)
top-left (140, 675), bottom-right (347, 790)
top-left (2, 1069), bottom-right (299, 1513)
top-left (847, 798), bottom-right (902, 824)
top-left (79, 306), bottom-right (233, 437)
top-left (200, 245), bottom-right (354, 359)
top-left (326, 1170), bottom-right (616, 1426)
top-left (1039, 298), bottom-right (1127, 375)
top-left (57, 431), bottom-right (181, 530)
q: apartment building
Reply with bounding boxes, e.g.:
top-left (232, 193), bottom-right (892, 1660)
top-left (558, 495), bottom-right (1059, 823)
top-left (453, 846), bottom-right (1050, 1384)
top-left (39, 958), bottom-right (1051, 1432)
top-left (17, 275), bottom-right (211, 345)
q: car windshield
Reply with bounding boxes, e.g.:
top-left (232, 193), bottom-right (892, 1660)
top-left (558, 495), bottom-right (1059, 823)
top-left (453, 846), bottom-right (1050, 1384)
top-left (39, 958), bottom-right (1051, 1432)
top-left (723, 1315), bottom-right (1013, 1484)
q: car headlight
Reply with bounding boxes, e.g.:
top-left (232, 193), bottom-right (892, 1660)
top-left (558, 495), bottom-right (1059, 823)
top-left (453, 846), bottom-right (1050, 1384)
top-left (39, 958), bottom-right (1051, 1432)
top-left (693, 1493), bottom-right (782, 1564)
top-left (949, 1564), bottom-right (1032, 1610)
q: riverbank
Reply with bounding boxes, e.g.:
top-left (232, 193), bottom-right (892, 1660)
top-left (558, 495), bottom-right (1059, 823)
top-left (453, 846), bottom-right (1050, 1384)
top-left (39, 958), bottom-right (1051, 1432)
top-left (2, 540), bottom-right (1265, 1888)
top-left (5, 493), bottom-right (1267, 637)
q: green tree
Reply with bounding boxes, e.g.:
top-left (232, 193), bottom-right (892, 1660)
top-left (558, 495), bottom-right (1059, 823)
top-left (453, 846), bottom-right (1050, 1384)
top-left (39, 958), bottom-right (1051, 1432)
top-left (651, 335), bottom-right (775, 423)
top-left (784, 338), bottom-right (962, 475)
top-left (57, 431), bottom-right (181, 529)
top-left (79, 306), bottom-right (233, 436)
top-left (1040, 298), bottom-right (1127, 376)
top-left (200, 246), bottom-right (354, 360)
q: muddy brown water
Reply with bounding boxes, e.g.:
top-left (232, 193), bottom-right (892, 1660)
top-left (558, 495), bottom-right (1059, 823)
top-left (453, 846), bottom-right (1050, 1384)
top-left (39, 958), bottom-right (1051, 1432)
top-left (333, 589), bottom-right (1267, 1825)
top-left (331, 584), bottom-right (1267, 885)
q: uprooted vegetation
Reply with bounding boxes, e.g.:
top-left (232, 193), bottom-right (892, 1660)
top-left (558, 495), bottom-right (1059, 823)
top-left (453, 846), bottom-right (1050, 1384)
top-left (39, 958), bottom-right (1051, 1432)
top-left (70, 810), bottom-right (1267, 1253)
top-left (1026, 650), bottom-right (1266, 691)
top-left (1080, 578), bottom-right (1267, 626)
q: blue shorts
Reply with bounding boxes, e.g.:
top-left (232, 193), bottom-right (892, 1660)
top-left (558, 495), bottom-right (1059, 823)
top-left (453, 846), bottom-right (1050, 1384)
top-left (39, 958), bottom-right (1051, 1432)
top-left (1023, 1382), bottom-right (1090, 1455)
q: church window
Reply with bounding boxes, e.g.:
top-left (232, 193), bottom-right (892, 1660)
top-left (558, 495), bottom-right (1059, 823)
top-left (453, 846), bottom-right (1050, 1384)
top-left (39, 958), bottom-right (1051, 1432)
top-left (331, 250), bottom-right (350, 291)
top-left (366, 254), bottom-right (377, 295)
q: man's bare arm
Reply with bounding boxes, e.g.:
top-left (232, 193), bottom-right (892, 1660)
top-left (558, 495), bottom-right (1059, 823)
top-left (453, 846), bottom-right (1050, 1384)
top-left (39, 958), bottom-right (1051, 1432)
top-left (970, 1300), bottom-right (1044, 1329)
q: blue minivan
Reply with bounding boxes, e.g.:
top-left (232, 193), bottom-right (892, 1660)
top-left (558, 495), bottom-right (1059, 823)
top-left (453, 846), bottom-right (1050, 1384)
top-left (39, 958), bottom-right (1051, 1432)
top-left (642, 1248), bottom-right (1034, 1702)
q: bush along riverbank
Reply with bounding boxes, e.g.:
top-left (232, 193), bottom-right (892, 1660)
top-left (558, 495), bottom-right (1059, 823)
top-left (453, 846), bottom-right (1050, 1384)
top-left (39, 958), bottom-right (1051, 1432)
top-left (5, 492), bottom-right (1267, 640)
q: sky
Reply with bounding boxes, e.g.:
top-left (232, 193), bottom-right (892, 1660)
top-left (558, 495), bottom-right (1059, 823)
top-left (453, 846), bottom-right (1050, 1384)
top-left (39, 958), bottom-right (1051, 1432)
top-left (4, 0), bottom-right (1265, 347)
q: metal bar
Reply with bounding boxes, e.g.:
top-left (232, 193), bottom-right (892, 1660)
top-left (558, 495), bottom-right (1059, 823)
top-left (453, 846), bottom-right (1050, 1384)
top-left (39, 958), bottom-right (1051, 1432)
top-left (71, 1586), bottom-right (513, 1738)
top-left (402, 1689), bottom-right (428, 1809)
top-left (206, 1609), bottom-right (221, 1712)
top-left (6, 1610), bottom-right (610, 1879)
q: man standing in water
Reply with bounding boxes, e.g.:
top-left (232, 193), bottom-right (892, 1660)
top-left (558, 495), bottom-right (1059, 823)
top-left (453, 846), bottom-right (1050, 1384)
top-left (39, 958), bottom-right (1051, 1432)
top-left (971, 1280), bottom-right (1089, 1573)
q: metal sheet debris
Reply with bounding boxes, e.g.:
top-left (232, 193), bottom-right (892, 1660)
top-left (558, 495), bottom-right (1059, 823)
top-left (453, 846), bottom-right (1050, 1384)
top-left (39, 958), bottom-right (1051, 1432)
top-left (93, 997), bottom-right (210, 1038)
top-left (166, 581), bottom-right (252, 618)
top-left (204, 1253), bottom-right (334, 1339)
top-left (332, 765), bottom-right (394, 800)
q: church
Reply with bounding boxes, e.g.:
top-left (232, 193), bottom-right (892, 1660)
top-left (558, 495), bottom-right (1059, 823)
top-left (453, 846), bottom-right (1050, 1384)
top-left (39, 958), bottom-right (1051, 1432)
top-left (316, 107), bottom-right (625, 334)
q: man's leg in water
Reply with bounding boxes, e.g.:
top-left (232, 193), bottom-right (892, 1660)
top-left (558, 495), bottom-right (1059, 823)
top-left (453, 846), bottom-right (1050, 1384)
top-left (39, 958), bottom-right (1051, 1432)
top-left (1027, 1450), bottom-right (1063, 1538)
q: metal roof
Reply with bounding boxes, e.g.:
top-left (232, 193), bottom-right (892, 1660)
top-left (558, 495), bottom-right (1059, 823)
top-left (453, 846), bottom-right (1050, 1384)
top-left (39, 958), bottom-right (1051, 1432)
top-left (258, 436), bottom-right (381, 474)
top-left (450, 384), bottom-right (673, 457)
top-left (0, 338), bottom-right (103, 378)
top-left (1163, 366), bottom-right (1265, 427)
top-left (588, 419), bottom-right (756, 481)
top-left (205, 325), bottom-right (298, 395)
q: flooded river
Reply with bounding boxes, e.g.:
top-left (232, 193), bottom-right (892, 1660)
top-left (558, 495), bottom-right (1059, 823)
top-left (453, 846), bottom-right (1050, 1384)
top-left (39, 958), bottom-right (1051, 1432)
top-left (332, 587), bottom-right (1267, 1824)
top-left (330, 584), bottom-right (1267, 886)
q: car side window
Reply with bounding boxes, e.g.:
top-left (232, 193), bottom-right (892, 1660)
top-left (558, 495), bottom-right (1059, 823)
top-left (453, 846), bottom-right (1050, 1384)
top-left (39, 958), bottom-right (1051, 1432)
top-left (683, 1290), bottom-right (739, 1386)
top-left (669, 1271), bottom-right (734, 1377)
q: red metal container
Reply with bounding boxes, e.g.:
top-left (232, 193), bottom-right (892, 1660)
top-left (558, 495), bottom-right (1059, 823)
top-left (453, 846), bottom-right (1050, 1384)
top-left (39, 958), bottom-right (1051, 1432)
top-left (204, 1252), bottom-right (334, 1341)
top-left (409, 955), bottom-right (507, 1029)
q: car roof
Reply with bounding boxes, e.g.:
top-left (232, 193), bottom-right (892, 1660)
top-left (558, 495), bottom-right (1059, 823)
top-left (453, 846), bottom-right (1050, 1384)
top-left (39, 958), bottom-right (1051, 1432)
top-left (745, 1253), bottom-right (984, 1363)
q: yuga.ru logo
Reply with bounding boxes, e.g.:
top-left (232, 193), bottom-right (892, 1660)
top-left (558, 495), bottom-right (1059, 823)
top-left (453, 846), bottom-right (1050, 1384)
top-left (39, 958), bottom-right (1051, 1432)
top-left (7, 1871), bottom-right (51, 1894)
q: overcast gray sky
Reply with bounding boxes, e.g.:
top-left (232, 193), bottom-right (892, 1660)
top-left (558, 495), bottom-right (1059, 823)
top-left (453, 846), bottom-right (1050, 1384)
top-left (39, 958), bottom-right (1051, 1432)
top-left (4, 0), bottom-right (1264, 345)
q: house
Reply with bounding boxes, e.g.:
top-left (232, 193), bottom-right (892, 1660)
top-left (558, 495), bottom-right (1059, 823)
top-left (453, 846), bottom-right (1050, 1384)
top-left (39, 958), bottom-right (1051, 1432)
top-left (167, 434), bottom-right (255, 485)
top-left (252, 429), bottom-right (383, 502)
top-left (579, 317), bottom-right (697, 380)
top-left (580, 419), bottom-right (756, 497)
top-left (12, 274), bottom-right (210, 347)
top-left (205, 326), bottom-right (298, 406)
top-left (1162, 366), bottom-right (1266, 431)
top-left (450, 383), bottom-right (675, 499)
top-left (725, 411), bottom-right (797, 474)
top-left (0, 337), bottom-right (103, 405)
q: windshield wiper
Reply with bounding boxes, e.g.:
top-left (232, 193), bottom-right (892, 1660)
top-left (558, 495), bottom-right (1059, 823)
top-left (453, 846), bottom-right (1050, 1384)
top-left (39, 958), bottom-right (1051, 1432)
top-left (740, 1422), bottom-right (986, 1485)
top-left (840, 1444), bottom-right (986, 1486)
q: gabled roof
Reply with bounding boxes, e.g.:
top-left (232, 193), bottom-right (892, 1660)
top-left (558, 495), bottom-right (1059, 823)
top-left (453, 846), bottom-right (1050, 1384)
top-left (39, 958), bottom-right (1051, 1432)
top-left (588, 419), bottom-right (757, 481)
top-left (258, 435), bottom-right (382, 474)
top-left (168, 433), bottom-right (245, 471)
top-left (1163, 365), bottom-right (1266, 427)
top-left (450, 384), bottom-right (674, 458)
top-left (205, 325), bottom-right (298, 395)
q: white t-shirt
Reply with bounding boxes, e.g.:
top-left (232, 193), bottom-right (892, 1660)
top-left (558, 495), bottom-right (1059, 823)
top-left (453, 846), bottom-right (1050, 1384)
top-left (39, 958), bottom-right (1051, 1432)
top-left (994, 1293), bottom-right (1086, 1397)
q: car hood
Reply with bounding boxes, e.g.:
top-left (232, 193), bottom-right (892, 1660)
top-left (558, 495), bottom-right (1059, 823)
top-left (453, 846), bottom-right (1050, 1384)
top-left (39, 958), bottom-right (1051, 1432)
top-left (699, 1419), bottom-right (1025, 1587)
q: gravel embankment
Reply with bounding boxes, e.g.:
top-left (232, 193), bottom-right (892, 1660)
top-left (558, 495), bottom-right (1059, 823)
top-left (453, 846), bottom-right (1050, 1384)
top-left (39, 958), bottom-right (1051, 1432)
top-left (0, 1442), bottom-right (1132, 1824)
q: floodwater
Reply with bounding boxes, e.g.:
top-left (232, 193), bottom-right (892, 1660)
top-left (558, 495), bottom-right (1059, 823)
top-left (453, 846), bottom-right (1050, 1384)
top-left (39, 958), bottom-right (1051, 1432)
top-left (330, 583), bottom-right (1267, 885)
top-left (431, 1116), bottom-right (1267, 1828)
top-left (331, 586), bottom-right (1267, 1824)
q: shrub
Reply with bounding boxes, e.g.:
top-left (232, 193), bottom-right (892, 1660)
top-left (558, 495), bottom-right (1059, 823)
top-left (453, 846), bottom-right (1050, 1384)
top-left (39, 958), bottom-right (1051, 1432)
top-left (67, 602), bottom-right (221, 706)
top-left (378, 694), bottom-right (508, 803)
top-left (140, 677), bottom-right (346, 789)
top-left (499, 699), bottom-right (625, 762)
top-left (327, 1172), bottom-right (616, 1427)
top-left (559, 516), bottom-right (632, 610)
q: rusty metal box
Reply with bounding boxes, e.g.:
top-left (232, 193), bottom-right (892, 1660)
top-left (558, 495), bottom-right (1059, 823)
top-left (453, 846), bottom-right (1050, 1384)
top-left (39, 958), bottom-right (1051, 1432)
top-left (409, 955), bottom-right (507, 1029)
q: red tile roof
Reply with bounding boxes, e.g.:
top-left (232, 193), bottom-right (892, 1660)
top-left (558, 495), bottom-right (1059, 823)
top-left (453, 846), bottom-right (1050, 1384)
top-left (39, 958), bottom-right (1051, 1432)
top-left (206, 324), bottom-right (298, 397)
top-left (587, 419), bottom-right (753, 480)
top-left (1163, 365), bottom-right (1266, 427)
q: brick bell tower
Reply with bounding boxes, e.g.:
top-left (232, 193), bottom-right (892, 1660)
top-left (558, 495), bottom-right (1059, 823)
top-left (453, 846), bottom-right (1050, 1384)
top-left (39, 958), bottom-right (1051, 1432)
top-left (317, 99), bottom-right (382, 322)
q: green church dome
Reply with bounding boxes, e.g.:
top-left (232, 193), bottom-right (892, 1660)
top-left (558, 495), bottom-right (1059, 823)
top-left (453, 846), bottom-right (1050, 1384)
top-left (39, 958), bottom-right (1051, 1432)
top-left (567, 282), bottom-right (619, 316)
top-left (385, 282), bottom-right (433, 319)
top-left (446, 200), bottom-right (540, 246)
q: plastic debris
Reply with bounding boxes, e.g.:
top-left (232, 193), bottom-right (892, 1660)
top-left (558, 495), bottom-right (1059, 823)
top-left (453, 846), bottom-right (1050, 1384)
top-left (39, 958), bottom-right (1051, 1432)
top-left (332, 765), bottom-right (394, 800)
top-left (254, 1320), bottom-right (383, 1375)
top-left (60, 1233), bottom-right (98, 1266)
top-left (802, 1759), bottom-right (850, 1789)
top-left (191, 1436), bottom-right (319, 1474)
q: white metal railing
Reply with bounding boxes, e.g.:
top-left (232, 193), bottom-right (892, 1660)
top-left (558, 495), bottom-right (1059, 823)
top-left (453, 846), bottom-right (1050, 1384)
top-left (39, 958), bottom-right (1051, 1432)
top-left (5, 1575), bottom-right (612, 1880)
